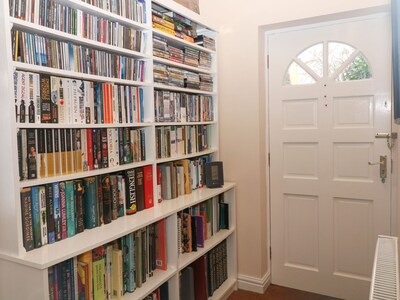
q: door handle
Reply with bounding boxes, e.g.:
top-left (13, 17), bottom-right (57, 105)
top-left (368, 155), bottom-right (387, 183)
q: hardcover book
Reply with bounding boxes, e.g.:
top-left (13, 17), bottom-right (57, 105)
top-left (124, 169), bottom-right (137, 215)
top-left (143, 165), bottom-right (154, 209)
top-left (20, 187), bottom-right (34, 251)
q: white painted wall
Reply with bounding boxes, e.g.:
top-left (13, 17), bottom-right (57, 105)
top-left (199, 0), bottom-right (390, 291)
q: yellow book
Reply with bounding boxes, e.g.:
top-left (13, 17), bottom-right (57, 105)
top-left (112, 248), bottom-right (123, 299)
top-left (46, 129), bottom-right (55, 177)
top-left (78, 251), bottom-right (93, 300)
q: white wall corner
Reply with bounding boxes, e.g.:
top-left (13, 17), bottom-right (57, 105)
top-left (237, 271), bottom-right (271, 294)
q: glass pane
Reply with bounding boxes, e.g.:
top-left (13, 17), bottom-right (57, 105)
top-left (298, 43), bottom-right (323, 77)
top-left (336, 53), bottom-right (372, 81)
top-left (328, 42), bottom-right (355, 76)
top-left (284, 62), bottom-right (316, 85)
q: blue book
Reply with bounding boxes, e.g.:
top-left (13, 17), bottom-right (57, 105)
top-left (52, 182), bottom-right (61, 241)
top-left (65, 180), bottom-right (76, 237)
top-left (126, 233), bottom-right (136, 292)
top-left (68, 42), bottom-right (75, 72)
top-left (139, 88), bottom-right (144, 123)
top-left (30, 186), bottom-right (42, 248)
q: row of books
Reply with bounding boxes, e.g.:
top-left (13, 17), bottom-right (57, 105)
top-left (14, 71), bottom-right (145, 125)
top-left (79, 0), bottom-right (147, 23)
top-left (20, 165), bottom-right (154, 251)
top-left (158, 156), bottom-right (210, 201)
top-left (48, 219), bottom-right (166, 300)
top-left (155, 125), bottom-right (210, 159)
top-left (9, 0), bottom-right (147, 54)
top-left (18, 127), bottom-right (147, 181)
top-left (178, 195), bottom-right (229, 255)
top-left (153, 36), bottom-right (211, 69)
top-left (180, 240), bottom-right (228, 300)
top-left (154, 90), bottom-right (213, 123)
top-left (153, 63), bottom-right (213, 91)
top-left (12, 30), bottom-right (146, 81)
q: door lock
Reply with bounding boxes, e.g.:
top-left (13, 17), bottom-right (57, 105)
top-left (368, 155), bottom-right (387, 183)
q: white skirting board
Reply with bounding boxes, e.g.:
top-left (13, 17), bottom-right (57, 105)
top-left (237, 271), bottom-right (271, 294)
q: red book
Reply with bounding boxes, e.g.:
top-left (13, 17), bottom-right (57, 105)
top-left (103, 84), bottom-right (109, 124)
top-left (155, 219), bottom-right (167, 270)
top-left (192, 255), bottom-right (208, 300)
top-left (143, 165), bottom-right (154, 209)
top-left (157, 165), bottom-right (162, 203)
top-left (87, 129), bottom-right (94, 170)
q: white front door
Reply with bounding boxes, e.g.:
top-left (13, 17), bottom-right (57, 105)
top-left (269, 14), bottom-right (392, 300)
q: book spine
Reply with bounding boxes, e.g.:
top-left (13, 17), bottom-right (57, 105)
top-left (110, 175), bottom-right (118, 220)
top-left (143, 165), bottom-right (153, 209)
top-left (59, 181), bottom-right (68, 240)
top-left (40, 73), bottom-right (51, 123)
top-left (135, 167), bottom-right (144, 211)
top-left (20, 187), bottom-right (34, 251)
top-left (30, 186), bottom-right (42, 248)
top-left (65, 180), bottom-right (76, 237)
top-left (26, 128), bottom-right (37, 179)
top-left (46, 183), bottom-right (55, 244)
top-left (102, 174), bottom-right (112, 224)
top-left (124, 169), bottom-right (136, 215)
top-left (101, 128), bottom-right (109, 168)
top-left (52, 182), bottom-right (62, 242)
top-left (83, 176), bottom-right (98, 229)
top-left (87, 129), bottom-right (94, 171)
top-left (75, 180), bottom-right (85, 234)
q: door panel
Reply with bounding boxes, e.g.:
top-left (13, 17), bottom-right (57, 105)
top-left (269, 14), bottom-right (391, 299)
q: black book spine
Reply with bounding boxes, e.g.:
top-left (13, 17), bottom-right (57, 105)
top-left (124, 169), bottom-right (136, 215)
top-left (75, 180), bottom-right (85, 233)
top-left (140, 129), bottom-right (146, 161)
top-left (102, 174), bottom-right (112, 224)
top-left (45, 183), bottom-right (55, 244)
top-left (40, 73), bottom-right (51, 123)
top-left (135, 167), bottom-right (144, 211)
top-left (26, 128), bottom-right (37, 179)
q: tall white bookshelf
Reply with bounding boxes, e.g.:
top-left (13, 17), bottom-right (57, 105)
top-left (0, 0), bottom-right (236, 299)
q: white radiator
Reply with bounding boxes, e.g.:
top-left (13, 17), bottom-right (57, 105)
top-left (370, 235), bottom-right (399, 300)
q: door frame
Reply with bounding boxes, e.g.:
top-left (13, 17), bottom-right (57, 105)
top-left (263, 4), bottom-right (397, 288)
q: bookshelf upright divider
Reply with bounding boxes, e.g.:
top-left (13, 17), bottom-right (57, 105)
top-left (0, 0), bottom-right (237, 299)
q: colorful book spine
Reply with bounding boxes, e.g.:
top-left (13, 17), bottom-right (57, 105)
top-left (65, 180), bottom-right (75, 238)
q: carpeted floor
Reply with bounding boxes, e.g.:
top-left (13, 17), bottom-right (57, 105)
top-left (227, 285), bottom-right (341, 300)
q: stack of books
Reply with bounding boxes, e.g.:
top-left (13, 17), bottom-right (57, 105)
top-left (184, 71), bottom-right (200, 90)
top-left (194, 35), bottom-right (216, 51)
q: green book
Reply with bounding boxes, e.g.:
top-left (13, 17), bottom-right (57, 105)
top-left (65, 180), bottom-right (76, 237)
top-left (92, 246), bottom-right (105, 300)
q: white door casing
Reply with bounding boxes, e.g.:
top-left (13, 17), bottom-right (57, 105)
top-left (269, 14), bottom-right (391, 300)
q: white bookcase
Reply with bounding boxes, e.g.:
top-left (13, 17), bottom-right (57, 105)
top-left (0, 0), bottom-right (236, 299)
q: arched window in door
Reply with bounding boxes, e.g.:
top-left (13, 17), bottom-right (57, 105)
top-left (284, 42), bottom-right (372, 85)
